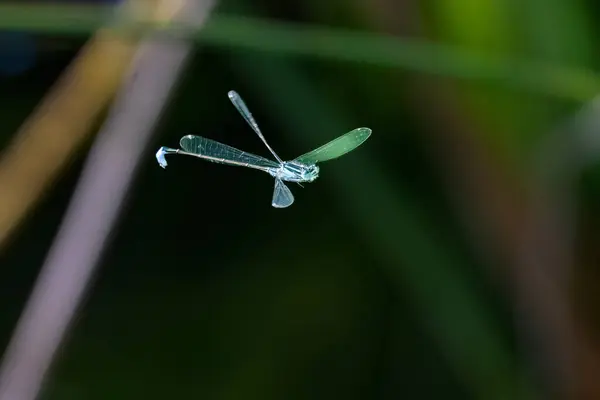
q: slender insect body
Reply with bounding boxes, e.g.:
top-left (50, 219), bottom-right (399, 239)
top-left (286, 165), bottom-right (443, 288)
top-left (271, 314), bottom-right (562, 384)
top-left (156, 90), bottom-right (370, 208)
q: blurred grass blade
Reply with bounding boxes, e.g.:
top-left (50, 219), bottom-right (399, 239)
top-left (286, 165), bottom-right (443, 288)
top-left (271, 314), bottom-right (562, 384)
top-left (0, 0), bottom-right (195, 250)
top-left (0, 30), bottom-right (138, 250)
top-left (200, 16), bottom-right (600, 101)
top-left (0, 3), bottom-right (112, 35)
top-left (0, 4), bottom-right (598, 101)
top-left (0, 1), bottom-right (216, 398)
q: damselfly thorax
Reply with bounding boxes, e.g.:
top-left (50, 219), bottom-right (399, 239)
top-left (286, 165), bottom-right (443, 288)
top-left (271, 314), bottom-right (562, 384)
top-left (269, 162), bottom-right (320, 183)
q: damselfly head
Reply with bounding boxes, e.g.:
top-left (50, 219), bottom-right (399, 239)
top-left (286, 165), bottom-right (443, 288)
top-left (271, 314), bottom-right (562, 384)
top-left (303, 164), bottom-right (319, 182)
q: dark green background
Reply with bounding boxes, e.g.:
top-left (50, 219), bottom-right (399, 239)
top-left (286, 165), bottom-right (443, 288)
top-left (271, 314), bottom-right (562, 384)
top-left (2, 0), bottom-right (600, 398)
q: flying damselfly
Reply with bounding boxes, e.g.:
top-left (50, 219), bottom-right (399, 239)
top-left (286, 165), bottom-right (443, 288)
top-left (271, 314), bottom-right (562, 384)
top-left (156, 90), bottom-right (371, 208)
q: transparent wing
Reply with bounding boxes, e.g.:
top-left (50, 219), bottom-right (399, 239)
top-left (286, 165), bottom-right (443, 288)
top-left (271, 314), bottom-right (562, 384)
top-left (293, 127), bottom-right (372, 164)
top-left (272, 178), bottom-right (294, 208)
top-left (179, 135), bottom-right (279, 171)
top-left (228, 90), bottom-right (283, 163)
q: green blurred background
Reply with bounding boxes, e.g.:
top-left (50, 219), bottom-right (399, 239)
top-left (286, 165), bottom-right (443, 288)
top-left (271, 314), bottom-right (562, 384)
top-left (2, 0), bottom-right (600, 399)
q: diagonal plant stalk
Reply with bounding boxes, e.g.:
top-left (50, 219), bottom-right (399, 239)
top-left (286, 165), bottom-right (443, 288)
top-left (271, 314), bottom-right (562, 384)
top-left (0, 1), bottom-right (216, 399)
top-left (0, 0), bottom-right (197, 250)
top-left (0, 31), bottom-right (139, 251)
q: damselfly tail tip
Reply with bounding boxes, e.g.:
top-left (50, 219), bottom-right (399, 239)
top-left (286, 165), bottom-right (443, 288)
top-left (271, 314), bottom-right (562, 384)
top-left (156, 147), bottom-right (169, 169)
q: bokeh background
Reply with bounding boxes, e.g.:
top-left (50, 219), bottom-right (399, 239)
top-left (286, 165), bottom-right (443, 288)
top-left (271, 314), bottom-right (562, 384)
top-left (1, 0), bottom-right (600, 399)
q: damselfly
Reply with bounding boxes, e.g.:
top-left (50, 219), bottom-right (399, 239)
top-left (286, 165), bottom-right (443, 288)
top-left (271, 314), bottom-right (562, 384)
top-left (156, 91), bottom-right (371, 208)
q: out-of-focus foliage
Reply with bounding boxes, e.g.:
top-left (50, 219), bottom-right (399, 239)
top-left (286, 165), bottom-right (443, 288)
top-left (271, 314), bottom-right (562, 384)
top-left (1, 0), bottom-right (600, 399)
